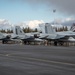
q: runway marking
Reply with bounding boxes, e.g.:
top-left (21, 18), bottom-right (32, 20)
top-left (0, 53), bottom-right (75, 66)
top-left (23, 57), bottom-right (75, 66)
top-left (0, 54), bottom-right (10, 56)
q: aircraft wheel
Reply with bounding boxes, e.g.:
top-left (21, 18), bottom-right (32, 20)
top-left (54, 41), bottom-right (57, 46)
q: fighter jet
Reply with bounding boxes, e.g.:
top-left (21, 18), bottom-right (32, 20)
top-left (39, 23), bottom-right (75, 45)
top-left (0, 26), bottom-right (43, 44)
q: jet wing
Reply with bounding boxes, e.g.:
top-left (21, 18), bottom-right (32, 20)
top-left (46, 34), bottom-right (75, 41)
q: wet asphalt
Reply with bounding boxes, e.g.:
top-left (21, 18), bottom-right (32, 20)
top-left (0, 44), bottom-right (75, 75)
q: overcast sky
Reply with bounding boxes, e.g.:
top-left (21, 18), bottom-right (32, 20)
top-left (0, 0), bottom-right (75, 29)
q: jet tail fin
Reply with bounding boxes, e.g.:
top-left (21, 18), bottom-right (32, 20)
top-left (70, 23), bottom-right (75, 32)
top-left (39, 23), bottom-right (56, 34)
top-left (13, 26), bottom-right (24, 35)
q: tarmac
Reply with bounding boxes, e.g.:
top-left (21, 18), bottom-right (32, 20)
top-left (0, 44), bottom-right (75, 75)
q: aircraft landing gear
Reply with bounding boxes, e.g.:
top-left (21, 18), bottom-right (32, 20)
top-left (2, 40), bottom-right (8, 44)
top-left (2, 40), bottom-right (5, 44)
top-left (54, 41), bottom-right (57, 46)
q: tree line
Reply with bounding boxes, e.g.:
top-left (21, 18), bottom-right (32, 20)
top-left (55, 26), bottom-right (68, 32)
top-left (0, 27), bottom-right (38, 33)
top-left (0, 26), bottom-right (69, 33)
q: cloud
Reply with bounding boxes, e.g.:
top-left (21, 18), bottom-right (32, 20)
top-left (51, 18), bottom-right (75, 25)
top-left (50, 17), bottom-right (75, 30)
top-left (61, 18), bottom-right (75, 26)
top-left (50, 17), bottom-right (75, 26)
top-left (14, 22), bottom-right (27, 28)
top-left (14, 20), bottom-right (44, 29)
top-left (8, 0), bottom-right (75, 16)
top-left (0, 19), bottom-right (12, 30)
top-left (26, 20), bottom-right (44, 28)
top-left (0, 19), bottom-right (44, 30)
top-left (19, 0), bottom-right (75, 15)
top-left (0, 18), bottom-right (75, 31)
top-left (46, 0), bottom-right (75, 15)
